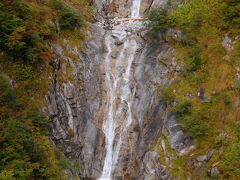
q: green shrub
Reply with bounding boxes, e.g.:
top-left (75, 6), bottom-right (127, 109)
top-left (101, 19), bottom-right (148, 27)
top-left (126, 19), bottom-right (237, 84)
top-left (0, 77), bottom-right (65, 179)
top-left (54, 148), bottom-right (80, 175)
top-left (14, 64), bottom-right (34, 81)
top-left (182, 45), bottom-right (204, 72)
top-left (174, 100), bottom-right (210, 139)
top-left (50, 0), bottom-right (82, 30)
top-left (25, 48), bottom-right (38, 62)
top-left (0, 11), bottom-right (21, 46)
top-left (224, 0), bottom-right (240, 28)
top-left (174, 100), bottom-right (192, 120)
top-left (183, 113), bottom-right (209, 138)
top-left (1, 90), bottom-right (23, 111)
top-left (0, 1), bottom-right (44, 63)
top-left (0, 76), bottom-right (23, 111)
top-left (26, 111), bottom-right (50, 135)
top-left (49, 0), bottom-right (65, 10)
top-left (145, 8), bottom-right (173, 37)
top-left (13, 0), bottom-right (31, 19)
top-left (158, 86), bottom-right (175, 106)
top-left (28, 32), bottom-right (41, 47)
top-left (59, 10), bottom-right (81, 30)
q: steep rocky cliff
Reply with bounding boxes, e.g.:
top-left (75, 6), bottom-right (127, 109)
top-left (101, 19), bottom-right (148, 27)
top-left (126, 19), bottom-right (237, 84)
top-left (47, 0), bottom-right (193, 179)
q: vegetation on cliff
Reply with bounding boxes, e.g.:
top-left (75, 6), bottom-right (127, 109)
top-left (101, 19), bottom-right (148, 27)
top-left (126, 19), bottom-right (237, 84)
top-left (0, 0), bottom-right (92, 179)
top-left (147, 0), bottom-right (240, 178)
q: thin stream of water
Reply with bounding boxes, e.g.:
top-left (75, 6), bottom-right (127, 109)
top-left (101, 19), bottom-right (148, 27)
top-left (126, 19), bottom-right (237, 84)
top-left (99, 0), bottom-right (142, 179)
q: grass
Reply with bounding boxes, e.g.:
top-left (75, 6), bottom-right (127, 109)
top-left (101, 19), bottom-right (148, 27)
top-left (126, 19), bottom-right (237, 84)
top-left (148, 0), bottom-right (240, 178)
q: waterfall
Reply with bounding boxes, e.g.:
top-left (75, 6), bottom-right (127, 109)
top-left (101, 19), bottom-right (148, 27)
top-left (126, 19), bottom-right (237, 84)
top-left (99, 0), bottom-right (142, 179)
top-left (131, 0), bottom-right (142, 18)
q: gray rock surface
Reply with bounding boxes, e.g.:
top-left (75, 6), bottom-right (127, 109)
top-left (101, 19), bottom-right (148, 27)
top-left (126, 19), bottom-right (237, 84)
top-left (46, 0), bottom-right (193, 179)
top-left (208, 167), bottom-right (220, 178)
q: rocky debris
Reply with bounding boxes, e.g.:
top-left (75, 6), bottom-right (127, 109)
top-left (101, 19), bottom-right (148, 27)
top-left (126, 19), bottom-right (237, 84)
top-left (208, 167), bottom-right (220, 178)
top-left (222, 34), bottom-right (233, 60)
top-left (222, 34), bottom-right (233, 52)
top-left (140, 30), bottom-right (148, 40)
top-left (63, 82), bottom-right (76, 99)
top-left (196, 155), bottom-right (207, 162)
top-left (186, 148), bottom-right (218, 178)
top-left (112, 29), bottom-right (127, 42)
top-left (166, 29), bottom-right (184, 42)
top-left (143, 151), bottom-right (171, 180)
top-left (194, 149), bottom-right (215, 164)
top-left (46, 94), bottom-right (58, 116)
top-left (165, 113), bottom-right (194, 155)
top-left (52, 44), bottom-right (64, 57)
top-left (206, 149), bottom-right (215, 161)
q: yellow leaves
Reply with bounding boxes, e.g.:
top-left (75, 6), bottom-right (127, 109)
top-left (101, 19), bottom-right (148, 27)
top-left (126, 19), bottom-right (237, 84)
top-left (5, 26), bottom-right (25, 50)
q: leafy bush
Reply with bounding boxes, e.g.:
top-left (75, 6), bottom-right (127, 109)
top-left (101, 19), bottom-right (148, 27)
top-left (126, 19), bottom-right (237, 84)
top-left (224, 0), bottom-right (240, 28)
top-left (26, 111), bottom-right (50, 135)
top-left (173, 0), bottom-right (225, 36)
top-left (0, 76), bottom-right (23, 111)
top-left (0, 0), bottom-right (92, 178)
top-left (145, 8), bottom-right (173, 37)
top-left (174, 99), bottom-right (209, 138)
top-left (14, 64), bottom-right (34, 81)
top-left (158, 86), bottom-right (175, 106)
top-left (0, 1), bottom-right (44, 63)
top-left (0, 75), bottom-right (65, 179)
top-left (59, 10), bottom-right (81, 30)
top-left (0, 11), bottom-right (21, 46)
top-left (50, 0), bottom-right (82, 30)
top-left (181, 45), bottom-right (204, 72)
top-left (1, 90), bottom-right (23, 111)
top-left (25, 48), bottom-right (38, 62)
top-left (183, 113), bottom-right (209, 138)
top-left (54, 148), bottom-right (80, 175)
top-left (12, 0), bottom-right (31, 19)
top-left (174, 100), bottom-right (192, 119)
top-left (49, 0), bottom-right (65, 10)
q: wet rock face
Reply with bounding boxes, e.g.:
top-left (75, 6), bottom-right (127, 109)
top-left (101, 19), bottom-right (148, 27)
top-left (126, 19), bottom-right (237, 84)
top-left (47, 24), bottom-right (106, 178)
top-left (47, 0), bottom-right (193, 179)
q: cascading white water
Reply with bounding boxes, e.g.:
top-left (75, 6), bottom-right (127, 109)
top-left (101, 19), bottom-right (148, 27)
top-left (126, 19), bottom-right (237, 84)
top-left (99, 0), bottom-right (142, 179)
top-left (131, 0), bottom-right (142, 18)
top-left (100, 36), bottom-right (138, 179)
